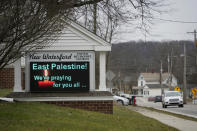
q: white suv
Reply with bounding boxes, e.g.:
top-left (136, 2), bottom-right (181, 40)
top-left (162, 91), bottom-right (183, 108)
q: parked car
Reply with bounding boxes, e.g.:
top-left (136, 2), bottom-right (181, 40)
top-left (162, 91), bottom-right (183, 108)
top-left (148, 96), bottom-right (155, 102)
top-left (154, 96), bottom-right (162, 103)
top-left (120, 93), bottom-right (131, 98)
top-left (120, 94), bottom-right (137, 105)
top-left (113, 95), bottom-right (129, 106)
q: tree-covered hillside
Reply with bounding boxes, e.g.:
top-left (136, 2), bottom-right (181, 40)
top-left (108, 40), bottom-right (197, 84)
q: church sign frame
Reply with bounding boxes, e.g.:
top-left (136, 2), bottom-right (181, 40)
top-left (25, 51), bottom-right (95, 92)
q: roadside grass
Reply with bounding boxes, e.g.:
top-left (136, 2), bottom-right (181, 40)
top-left (0, 88), bottom-right (12, 97)
top-left (0, 102), bottom-right (178, 131)
top-left (0, 88), bottom-right (178, 130)
top-left (143, 106), bottom-right (197, 122)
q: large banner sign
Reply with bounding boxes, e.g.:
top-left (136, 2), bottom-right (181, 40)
top-left (25, 51), bottom-right (95, 92)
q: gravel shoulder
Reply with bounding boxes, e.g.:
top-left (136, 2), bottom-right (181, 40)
top-left (127, 106), bottom-right (197, 131)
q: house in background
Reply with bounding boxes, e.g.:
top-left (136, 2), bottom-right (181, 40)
top-left (133, 72), bottom-right (178, 97)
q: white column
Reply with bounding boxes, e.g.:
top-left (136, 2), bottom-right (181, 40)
top-left (13, 58), bottom-right (23, 92)
top-left (99, 51), bottom-right (107, 91)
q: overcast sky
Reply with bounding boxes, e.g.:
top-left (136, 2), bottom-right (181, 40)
top-left (113, 0), bottom-right (197, 43)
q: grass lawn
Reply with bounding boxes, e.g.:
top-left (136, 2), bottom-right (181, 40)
top-left (0, 89), bottom-right (178, 131)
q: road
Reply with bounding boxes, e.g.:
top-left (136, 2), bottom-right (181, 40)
top-left (136, 97), bottom-right (197, 118)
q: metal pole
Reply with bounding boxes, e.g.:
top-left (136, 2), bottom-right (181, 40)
top-left (160, 60), bottom-right (163, 95)
top-left (119, 71), bottom-right (121, 92)
top-left (168, 54), bottom-right (170, 74)
top-left (187, 29), bottom-right (197, 46)
top-left (183, 43), bottom-right (187, 104)
top-left (194, 29), bottom-right (197, 47)
top-left (170, 48), bottom-right (173, 90)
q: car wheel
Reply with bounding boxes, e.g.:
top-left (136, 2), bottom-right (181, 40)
top-left (179, 104), bottom-right (184, 108)
top-left (162, 104), bottom-right (165, 108)
top-left (117, 100), bottom-right (124, 105)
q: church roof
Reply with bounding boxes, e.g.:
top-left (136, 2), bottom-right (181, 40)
top-left (140, 72), bottom-right (176, 82)
top-left (146, 84), bottom-right (169, 89)
top-left (43, 21), bottom-right (111, 51)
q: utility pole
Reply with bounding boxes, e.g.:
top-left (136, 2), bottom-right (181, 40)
top-left (160, 60), bottom-right (163, 95)
top-left (168, 48), bottom-right (173, 90)
top-left (183, 43), bottom-right (187, 104)
top-left (168, 54), bottom-right (170, 74)
top-left (187, 29), bottom-right (197, 46)
top-left (186, 29), bottom-right (197, 103)
top-left (118, 69), bottom-right (122, 92)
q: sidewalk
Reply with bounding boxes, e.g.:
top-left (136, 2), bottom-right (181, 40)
top-left (127, 106), bottom-right (197, 131)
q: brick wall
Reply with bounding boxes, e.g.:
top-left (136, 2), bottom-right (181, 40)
top-left (45, 100), bottom-right (113, 114)
top-left (0, 68), bottom-right (14, 89)
top-left (0, 68), bottom-right (25, 89)
top-left (2, 68), bottom-right (113, 114)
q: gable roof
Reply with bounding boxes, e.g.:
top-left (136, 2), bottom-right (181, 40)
top-left (43, 21), bottom-right (111, 51)
top-left (140, 72), bottom-right (176, 82)
top-left (146, 84), bottom-right (169, 89)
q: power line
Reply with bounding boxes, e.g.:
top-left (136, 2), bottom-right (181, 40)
top-left (156, 18), bottom-right (197, 24)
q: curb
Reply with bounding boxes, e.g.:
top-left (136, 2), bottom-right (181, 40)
top-left (136, 98), bottom-right (197, 119)
top-left (138, 104), bottom-right (197, 119)
top-left (153, 107), bottom-right (197, 119)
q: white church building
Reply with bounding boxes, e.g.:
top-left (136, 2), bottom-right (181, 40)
top-left (134, 72), bottom-right (178, 97)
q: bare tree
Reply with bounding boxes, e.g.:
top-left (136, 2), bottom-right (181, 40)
top-left (0, 0), bottom-right (166, 69)
top-left (0, 0), bottom-right (73, 68)
top-left (0, 0), bottom-right (110, 69)
top-left (73, 0), bottom-right (165, 43)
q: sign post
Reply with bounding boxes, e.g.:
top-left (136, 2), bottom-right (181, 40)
top-left (174, 86), bottom-right (181, 92)
top-left (192, 88), bottom-right (197, 104)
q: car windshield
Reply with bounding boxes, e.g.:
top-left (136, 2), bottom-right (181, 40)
top-left (165, 92), bottom-right (181, 97)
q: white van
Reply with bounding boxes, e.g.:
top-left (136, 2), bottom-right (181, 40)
top-left (162, 91), bottom-right (183, 108)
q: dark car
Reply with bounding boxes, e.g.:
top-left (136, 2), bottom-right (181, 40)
top-left (154, 96), bottom-right (162, 103)
top-left (148, 96), bottom-right (155, 102)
